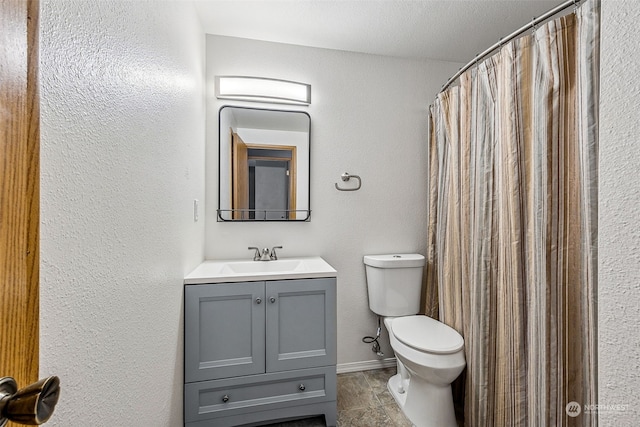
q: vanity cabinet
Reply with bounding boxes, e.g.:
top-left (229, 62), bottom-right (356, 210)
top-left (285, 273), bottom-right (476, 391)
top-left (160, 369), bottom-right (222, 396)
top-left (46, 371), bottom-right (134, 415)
top-left (184, 278), bottom-right (337, 426)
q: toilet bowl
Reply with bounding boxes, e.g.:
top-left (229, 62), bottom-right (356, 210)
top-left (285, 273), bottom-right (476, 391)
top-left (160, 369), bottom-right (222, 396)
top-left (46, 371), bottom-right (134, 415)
top-left (363, 254), bottom-right (466, 427)
top-left (384, 316), bottom-right (465, 427)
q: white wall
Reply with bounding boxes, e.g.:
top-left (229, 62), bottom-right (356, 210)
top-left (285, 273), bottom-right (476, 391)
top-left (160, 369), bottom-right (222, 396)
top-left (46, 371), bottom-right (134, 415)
top-left (39, 1), bottom-right (205, 425)
top-left (598, 0), bottom-right (640, 423)
top-left (205, 35), bottom-right (461, 367)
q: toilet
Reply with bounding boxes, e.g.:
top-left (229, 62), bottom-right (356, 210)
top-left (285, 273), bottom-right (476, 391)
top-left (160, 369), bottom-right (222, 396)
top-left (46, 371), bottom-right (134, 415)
top-left (364, 254), bottom-right (465, 427)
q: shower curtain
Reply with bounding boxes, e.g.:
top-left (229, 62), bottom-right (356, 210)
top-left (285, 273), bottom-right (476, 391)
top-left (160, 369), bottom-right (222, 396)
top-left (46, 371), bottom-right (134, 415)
top-left (425, 0), bottom-right (599, 425)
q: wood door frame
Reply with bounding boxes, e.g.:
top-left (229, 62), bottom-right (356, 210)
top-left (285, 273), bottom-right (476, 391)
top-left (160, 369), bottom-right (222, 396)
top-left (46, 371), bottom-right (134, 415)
top-left (0, 0), bottom-right (40, 392)
top-left (231, 130), bottom-right (249, 219)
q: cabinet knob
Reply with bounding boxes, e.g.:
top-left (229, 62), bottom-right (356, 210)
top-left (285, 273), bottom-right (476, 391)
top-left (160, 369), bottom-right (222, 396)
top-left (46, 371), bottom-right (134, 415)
top-left (298, 384), bottom-right (306, 391)
top-left (256, 297), bottom-right (262, 304)
top-left (222, 395), bottom-right (229, 403)
top-left (269, 297), bottom-right (276, 303)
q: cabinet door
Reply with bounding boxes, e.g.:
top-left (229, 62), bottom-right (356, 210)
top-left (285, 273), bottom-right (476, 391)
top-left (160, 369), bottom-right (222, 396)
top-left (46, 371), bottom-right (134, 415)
top-left (185, 282), bottom-right (265, 382)
top-left (265, 278), bottom-right (336, 372)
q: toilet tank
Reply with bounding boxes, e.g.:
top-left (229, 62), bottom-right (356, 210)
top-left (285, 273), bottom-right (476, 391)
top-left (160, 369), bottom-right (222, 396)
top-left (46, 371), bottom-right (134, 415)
top-left (364, 254), bottom-right (425, 317)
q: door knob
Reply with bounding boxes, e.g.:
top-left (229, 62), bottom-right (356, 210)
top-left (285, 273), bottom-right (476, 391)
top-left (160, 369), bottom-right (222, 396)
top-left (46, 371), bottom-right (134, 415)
top-left (269, 297), bottom-right (276, 303)
top-left (0, 376), bottom-right (60, 426)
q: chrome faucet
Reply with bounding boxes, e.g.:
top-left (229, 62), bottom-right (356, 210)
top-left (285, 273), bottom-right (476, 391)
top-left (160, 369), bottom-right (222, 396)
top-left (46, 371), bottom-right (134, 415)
top-left (270, 246), bottom-right (282, 260)
top-left (248, 246), bottom-right (283, 261)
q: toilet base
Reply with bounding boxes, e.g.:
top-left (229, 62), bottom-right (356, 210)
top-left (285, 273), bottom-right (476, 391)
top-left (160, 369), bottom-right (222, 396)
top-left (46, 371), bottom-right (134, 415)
top-left (387, 373), bottom-right (457, 427)
top-left (388, 373), bottom-right (408, 407)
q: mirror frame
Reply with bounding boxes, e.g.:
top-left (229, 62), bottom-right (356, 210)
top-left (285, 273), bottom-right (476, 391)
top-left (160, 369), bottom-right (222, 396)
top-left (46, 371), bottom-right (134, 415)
top-left (217, 105), bottom-right (311, 222)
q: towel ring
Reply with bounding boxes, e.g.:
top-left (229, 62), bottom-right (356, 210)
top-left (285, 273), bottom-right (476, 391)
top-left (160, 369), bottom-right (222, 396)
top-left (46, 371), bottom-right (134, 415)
top-left (335, 172), bottom-right (361, 191)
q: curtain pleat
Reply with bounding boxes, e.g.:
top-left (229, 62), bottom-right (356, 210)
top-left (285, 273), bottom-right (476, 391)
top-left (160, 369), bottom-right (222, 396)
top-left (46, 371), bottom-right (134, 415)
top-left (426, 0), bottom-right (599, 425)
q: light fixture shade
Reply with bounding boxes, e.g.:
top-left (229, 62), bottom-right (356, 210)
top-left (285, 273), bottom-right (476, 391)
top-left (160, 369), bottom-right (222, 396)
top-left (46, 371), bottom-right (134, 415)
top-left (215, 76), bottom-right (311, 105)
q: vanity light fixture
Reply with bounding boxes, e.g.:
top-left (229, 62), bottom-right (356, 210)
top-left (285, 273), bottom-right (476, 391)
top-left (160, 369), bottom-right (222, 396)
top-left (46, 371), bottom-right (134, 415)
top-left (215, 76), bottom-right (311, 105)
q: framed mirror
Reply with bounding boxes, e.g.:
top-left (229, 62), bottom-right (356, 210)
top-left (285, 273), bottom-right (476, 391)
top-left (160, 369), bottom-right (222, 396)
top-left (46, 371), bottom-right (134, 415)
top-left (218, 106), bottom-right (311, 221)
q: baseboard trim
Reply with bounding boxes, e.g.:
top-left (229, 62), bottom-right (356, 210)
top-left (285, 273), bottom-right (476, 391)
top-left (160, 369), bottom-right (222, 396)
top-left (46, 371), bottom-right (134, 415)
top-left (336, 358), bottom-right (397, 374)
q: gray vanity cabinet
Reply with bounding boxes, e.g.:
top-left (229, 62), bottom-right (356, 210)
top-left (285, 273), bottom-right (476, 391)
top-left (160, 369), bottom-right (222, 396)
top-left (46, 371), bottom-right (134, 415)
top-left (184, 277), bottom-right (337, 427)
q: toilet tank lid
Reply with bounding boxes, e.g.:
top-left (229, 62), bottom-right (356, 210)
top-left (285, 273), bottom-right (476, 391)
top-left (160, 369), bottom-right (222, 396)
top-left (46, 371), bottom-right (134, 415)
top-left (363, 254), bottom-right (425, 268)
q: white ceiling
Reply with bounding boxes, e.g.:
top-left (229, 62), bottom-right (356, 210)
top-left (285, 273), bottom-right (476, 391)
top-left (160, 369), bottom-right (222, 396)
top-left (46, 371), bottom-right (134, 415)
top-left (193, 0), bottom-right (565, 63)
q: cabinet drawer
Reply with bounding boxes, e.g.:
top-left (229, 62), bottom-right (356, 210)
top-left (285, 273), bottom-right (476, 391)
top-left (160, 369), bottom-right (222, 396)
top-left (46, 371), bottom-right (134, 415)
top-left (185, 366), bottom-right (336, 423)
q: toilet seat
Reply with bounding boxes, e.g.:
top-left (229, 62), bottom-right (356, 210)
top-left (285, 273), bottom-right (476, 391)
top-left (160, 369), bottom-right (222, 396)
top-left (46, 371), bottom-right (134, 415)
top-left (391, 315), bottom-right (463, 354)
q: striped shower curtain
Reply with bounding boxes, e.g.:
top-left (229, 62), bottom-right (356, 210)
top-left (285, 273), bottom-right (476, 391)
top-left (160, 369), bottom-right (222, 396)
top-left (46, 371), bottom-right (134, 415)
top-left (425, 0), bottom-right (599, 425)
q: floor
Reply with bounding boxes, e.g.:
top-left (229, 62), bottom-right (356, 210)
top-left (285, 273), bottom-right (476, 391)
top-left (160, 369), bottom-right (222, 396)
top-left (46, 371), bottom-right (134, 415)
top-left (264, 367), bottom-right (413, 427)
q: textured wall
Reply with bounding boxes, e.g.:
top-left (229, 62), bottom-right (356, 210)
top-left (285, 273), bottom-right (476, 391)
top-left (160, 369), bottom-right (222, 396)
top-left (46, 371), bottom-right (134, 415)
top-left (598, 0), bottom-right (640, 423)
top-left (39, 1), bottom-right (205, 424)
top-left (205, 35), bottom-right (461, 367)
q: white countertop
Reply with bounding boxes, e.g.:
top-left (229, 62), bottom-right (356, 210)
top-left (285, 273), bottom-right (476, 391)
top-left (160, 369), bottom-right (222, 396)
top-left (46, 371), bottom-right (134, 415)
top-left (184, 256), bottom-right (337, 284)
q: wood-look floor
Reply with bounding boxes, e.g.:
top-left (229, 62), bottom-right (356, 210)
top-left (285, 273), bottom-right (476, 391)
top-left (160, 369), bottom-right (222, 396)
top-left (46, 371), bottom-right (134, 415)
top-left (265, 367), bottom-right (412, 427)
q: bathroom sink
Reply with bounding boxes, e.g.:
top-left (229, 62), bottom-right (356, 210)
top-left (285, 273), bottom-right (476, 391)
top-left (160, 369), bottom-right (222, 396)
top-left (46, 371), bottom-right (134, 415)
top-left (221, 259), bottom-right (305, 274)
top-left (184, 257), bottom-right (337, 284)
